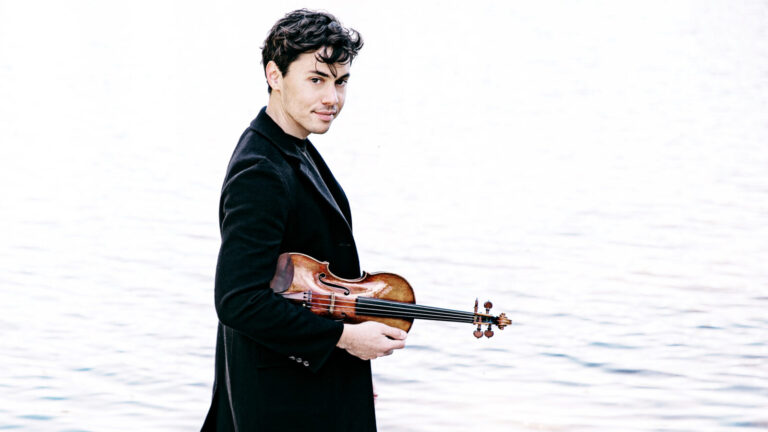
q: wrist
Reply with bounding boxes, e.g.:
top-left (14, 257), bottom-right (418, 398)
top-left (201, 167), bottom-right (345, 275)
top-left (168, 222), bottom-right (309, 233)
top-left (336, 323), bottom-right (351, 350)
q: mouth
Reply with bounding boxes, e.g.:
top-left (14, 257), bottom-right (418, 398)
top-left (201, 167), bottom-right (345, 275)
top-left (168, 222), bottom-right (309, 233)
top-left (313, 110), bottom-right (336, 122)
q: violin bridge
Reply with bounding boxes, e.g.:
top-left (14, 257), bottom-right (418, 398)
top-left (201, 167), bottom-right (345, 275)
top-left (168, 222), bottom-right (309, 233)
top-left (329, 292), bottom-right (336, 315)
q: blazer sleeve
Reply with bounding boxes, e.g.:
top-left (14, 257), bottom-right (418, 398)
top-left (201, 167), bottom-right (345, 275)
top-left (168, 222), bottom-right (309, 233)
top-left (214, 156), bottom-right (343, 372)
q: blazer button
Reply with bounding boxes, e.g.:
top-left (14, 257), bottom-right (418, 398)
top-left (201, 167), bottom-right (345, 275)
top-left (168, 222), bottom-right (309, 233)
top-left (303, 361), bottom-right (310, 367)
top-left (296, 357), bottom-right (302, 363)
top-left (288, 356), bottom-right (296, 361)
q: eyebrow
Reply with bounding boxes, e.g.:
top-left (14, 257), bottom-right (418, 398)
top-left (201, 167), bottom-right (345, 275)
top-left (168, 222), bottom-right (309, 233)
top-left (309, 70), bottom-right (351, 80)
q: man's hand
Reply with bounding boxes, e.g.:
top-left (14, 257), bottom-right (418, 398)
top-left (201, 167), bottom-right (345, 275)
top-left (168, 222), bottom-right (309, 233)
top-left (337, 321), bottom-right (407, 360)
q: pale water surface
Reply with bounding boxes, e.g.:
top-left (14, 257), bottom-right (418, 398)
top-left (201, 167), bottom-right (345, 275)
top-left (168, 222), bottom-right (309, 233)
top-left (1, 1), bottom-right (767, 431)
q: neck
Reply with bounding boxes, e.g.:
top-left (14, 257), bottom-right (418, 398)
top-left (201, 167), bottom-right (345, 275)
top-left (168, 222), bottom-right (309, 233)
top-left (356, 297), bottom-right (477, 324)
top-left (266, 98), bottom-right (309, 139)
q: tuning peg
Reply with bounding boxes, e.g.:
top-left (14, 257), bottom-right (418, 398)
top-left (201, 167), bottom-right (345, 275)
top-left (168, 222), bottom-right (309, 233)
top-left (484, 324), bottom-right (494, 338)
top-left (473, 299), bottom-right (490, 338)
top-left (473, 325), bottom-right (483, 339)
top-left (484, 301), bottom-right (493, 314)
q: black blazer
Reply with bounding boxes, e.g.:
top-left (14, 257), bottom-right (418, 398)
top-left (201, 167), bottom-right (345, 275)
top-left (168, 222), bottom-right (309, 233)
top-left (202, 108), bottom-right (376, 431)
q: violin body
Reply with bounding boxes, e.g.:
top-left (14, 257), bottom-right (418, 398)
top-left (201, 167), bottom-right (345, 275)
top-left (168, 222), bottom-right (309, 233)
top-left (270, 253), bottom-right (510, 337)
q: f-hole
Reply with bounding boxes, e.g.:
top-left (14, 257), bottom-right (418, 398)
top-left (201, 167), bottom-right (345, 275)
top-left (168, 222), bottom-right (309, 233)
top-left (318, 273), bottom-right (351, 295)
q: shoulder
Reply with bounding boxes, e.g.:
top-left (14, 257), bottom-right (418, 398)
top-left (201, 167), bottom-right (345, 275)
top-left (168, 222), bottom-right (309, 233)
top-left (224, 127), bottom-right (293, 184)
top-left (230, 127), bottom-right (288, 168)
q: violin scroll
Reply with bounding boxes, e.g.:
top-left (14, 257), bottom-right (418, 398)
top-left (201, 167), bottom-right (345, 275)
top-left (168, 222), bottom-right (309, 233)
top-left (496, 312), bottom-right (511, 329)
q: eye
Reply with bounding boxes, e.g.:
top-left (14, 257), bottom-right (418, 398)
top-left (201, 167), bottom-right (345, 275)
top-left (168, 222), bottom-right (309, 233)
top-left (336, 79), bottom-right (348, 87)
top-left (310, 77), bottom-right (322, 84)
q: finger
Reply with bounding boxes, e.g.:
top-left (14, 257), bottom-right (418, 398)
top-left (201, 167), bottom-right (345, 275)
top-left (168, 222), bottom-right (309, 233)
top-left (388, 339), bottom-right (406, 350)
top-left (381, 325), bottom-right (408, 340)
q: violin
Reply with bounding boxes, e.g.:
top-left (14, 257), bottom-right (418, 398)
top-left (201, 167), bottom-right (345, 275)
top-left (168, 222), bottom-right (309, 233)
top-left (269, 253), bottom-right (511, 338)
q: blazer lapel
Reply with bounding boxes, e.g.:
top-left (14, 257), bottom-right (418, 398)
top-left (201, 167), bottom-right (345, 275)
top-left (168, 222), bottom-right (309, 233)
top-left (249, 109), bottom-right (352, 232)
top-left (296, 159), bottom-right (351, 231)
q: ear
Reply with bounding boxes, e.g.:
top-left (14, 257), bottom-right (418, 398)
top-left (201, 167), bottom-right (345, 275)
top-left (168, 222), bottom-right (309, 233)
top-left (265, 61), bottom-right (282, 92)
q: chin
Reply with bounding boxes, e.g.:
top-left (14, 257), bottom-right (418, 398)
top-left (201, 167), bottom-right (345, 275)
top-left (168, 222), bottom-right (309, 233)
top-left (310, 124), bottom-right (333, 135)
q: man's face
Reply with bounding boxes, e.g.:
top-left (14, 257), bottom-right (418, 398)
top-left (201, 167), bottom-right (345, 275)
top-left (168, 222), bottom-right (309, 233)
top-left (268, 48), bottom-right (351, 139)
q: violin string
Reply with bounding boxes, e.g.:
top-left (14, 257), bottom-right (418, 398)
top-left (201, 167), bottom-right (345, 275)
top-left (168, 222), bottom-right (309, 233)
top-left (283, 291), bottom-right (495, 322)
top-left (307, 297), bottom-right (474, 318)
top-left (297, 298), bottom-right (485, 323)
top-left (358, 305), bottom-right (478, 321)
top-left (306, 301), bottom-right (477, 323)
top-left (332, 303), bottom-right (474, 322)
top-left (304, 296), bottom-right (479, 318)
top-left (362, 297), bottom-right (479, 317)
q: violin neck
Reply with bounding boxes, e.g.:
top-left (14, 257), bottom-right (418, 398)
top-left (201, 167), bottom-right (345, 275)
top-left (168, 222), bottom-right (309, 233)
top-left (356, 297), bottom-right (479, 324)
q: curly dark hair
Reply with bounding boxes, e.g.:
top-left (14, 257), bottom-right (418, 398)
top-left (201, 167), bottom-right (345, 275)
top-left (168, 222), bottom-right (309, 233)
top-left (261, 9), bottom-right (363, 93)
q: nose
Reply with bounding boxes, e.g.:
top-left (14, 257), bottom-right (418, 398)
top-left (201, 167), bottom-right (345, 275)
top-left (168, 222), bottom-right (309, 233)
top-left (321, 83), bottom-right (339, 106)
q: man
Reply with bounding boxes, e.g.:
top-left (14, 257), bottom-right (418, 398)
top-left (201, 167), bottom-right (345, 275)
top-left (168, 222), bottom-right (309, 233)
top-left (201, 9), bottom-right (407, 432)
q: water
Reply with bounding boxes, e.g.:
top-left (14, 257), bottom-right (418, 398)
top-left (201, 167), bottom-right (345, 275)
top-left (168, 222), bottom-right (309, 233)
top-left (1, 1), bottom-right (767, 430)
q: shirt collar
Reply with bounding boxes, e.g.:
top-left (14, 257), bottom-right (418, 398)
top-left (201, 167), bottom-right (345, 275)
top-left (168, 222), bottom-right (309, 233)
top-left (249, 107), bottom-right (309, 159)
